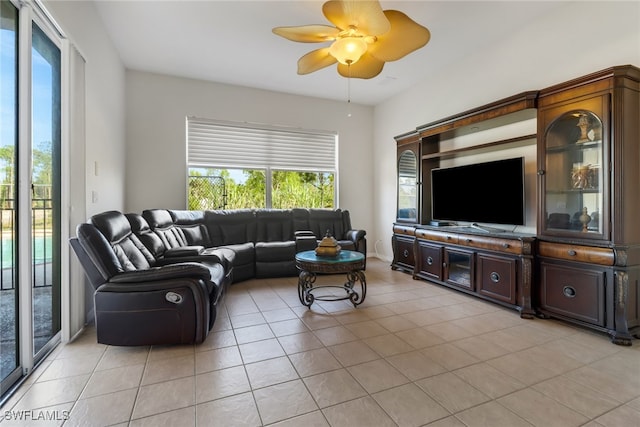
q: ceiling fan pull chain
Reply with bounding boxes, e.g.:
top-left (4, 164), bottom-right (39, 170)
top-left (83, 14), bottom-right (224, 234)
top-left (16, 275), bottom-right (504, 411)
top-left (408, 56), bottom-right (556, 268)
top-left (347, 62), bottom-right (352, 117)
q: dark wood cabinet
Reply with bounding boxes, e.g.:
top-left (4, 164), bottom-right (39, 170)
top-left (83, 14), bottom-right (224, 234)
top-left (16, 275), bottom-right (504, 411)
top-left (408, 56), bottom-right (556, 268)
top-left (539, 260), bottom-right (607, 327)
top-left (413, 227), bottom-right (535, 317)
top-left (391, 224), bottom-right (416, 273)
top-left (416, 241), bottom-right (442, 281)
top-left (477, 253), bottom-right (517, 305)
top-left (391, 65), bottom-right (639, 344)
top-left (536, 65), bottom-right (640, 345)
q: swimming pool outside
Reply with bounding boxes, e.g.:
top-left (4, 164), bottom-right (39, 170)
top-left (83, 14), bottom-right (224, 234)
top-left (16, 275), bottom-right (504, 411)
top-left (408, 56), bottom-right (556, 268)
top-left (1, 236), bottom-right (52, 269)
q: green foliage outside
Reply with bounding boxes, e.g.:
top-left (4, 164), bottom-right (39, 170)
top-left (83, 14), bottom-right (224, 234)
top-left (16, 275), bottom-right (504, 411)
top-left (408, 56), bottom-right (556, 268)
top-left (188, 168), bottom-right (334, 210)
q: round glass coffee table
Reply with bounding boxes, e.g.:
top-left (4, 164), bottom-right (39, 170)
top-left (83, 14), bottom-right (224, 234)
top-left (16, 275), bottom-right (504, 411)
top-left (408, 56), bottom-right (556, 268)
top-left (295, 250), bottom-right (366, 308)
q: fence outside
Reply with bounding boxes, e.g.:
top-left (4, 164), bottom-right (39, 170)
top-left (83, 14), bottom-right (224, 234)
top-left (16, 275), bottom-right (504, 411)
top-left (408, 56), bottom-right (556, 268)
top-left (1, 184), bottom-right (52, 291)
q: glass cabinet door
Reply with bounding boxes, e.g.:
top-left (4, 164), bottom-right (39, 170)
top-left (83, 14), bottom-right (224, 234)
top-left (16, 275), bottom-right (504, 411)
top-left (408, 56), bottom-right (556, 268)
top-left (541, 105), bottom-right (607, 239)
top-left (397, 149), bottom-right (418, 221)
top-left (444, 248), bottom-right (473, 290)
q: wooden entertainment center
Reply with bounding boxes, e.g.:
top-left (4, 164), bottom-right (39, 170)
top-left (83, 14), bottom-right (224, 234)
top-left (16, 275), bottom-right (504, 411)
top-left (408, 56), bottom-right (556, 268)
top-left (392, 65), bottom-right (640, 345)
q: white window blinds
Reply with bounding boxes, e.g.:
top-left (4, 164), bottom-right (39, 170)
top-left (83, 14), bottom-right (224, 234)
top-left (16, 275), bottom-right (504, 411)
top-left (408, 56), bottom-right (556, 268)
top-left (187, 117), bottom-right (337, 171)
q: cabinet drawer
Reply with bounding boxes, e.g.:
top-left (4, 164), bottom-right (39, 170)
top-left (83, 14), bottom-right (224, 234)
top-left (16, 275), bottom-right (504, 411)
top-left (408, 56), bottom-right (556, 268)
top-left (539, 242), bottom-right (614, 266)
top-left (459, 234), bottom-right (523, 255)
top-left (393, 225), bottom-right (416, 236)
top-left (394, 236), bottom-right (415, 268)
top-left (416, 228), bottom-right (458, 244)
top-left (540, 262), bottom-right (605, 326)
top-left (417, 242), bottom-right (442, 280)
top-left (477, 254), bottom-right (517, 304)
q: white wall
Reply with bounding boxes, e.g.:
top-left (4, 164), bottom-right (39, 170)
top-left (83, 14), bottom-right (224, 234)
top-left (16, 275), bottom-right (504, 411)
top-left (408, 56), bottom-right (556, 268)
top-left (45, 0), bottom-right (127, 217)
top-left (373, 1), bottom-right (640, 261)
top-left (124, 71), bottom-right (375, 241)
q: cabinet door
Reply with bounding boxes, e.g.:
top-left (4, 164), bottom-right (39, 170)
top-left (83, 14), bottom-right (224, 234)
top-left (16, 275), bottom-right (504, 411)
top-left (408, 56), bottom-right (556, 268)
top-left (397, 142), bottom-right (420, 223)
top-left (444, 248), bottom-right (474, 290)
top-left (417, 241), bottom-right (442, 280)
top-left (477, 254), bottom-right (517, 304)
top-left (540, 261), bottom-right (605, 326)
top-left (392, 235), bottom-right (415, 270)
top-left (538, 95), bottom-right (609, 241)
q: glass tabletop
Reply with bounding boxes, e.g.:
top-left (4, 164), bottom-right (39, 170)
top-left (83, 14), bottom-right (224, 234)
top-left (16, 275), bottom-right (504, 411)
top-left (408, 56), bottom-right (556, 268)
top-left (295, 250), bottom-right (364, 264)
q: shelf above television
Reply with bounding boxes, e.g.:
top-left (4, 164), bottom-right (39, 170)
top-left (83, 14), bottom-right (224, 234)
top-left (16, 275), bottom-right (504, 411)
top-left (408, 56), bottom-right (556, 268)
top-left (421, 134), bottom-right (536, 161)
top-left (416, 91), bottom-right (538, 139)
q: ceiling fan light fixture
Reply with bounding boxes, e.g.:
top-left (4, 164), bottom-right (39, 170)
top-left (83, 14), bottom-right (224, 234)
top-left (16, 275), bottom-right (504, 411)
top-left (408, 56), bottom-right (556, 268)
top-left (273, 0), bottom-right (430, 80)
top-left (329, 36), bottom-right (367, 65)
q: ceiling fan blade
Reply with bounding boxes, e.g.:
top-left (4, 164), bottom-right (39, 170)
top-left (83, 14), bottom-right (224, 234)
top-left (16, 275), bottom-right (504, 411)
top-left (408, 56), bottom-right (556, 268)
top-left (272, 25), bottom-right (340, 43)
top-left (323, 0), bottom-right (390, 35)
top-left (368, 10), bottom-right (431, 62)
top-left (337, 51), bottom-right (384, 79)
top-left (298, 48), bottom-right (337, 74)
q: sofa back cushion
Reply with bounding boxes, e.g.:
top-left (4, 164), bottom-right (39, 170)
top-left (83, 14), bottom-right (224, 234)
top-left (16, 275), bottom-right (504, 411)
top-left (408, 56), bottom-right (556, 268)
top-left (205, 209), bottom-right (257, 246)
top-left (307, 209), bottom-right (346, 239)
top-left (126, 213), bottom-right (166, 259)
top-left (88, 211), bottom-right (154, 274)
top-left (169, 210), bottom-right (211, 246)
top-left (143, 209), bottom-right (188, 249)
top-left (292, 208), bottom-right (310, 231)
top-left (255, 210), bottom-right (294, 242)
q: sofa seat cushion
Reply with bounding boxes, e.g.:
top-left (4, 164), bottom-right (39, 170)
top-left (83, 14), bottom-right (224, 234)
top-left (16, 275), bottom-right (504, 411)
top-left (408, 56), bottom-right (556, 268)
top-left (255, 241), bottom-right (296, 262)
top-left (219, 242), bottom-right (255, 266)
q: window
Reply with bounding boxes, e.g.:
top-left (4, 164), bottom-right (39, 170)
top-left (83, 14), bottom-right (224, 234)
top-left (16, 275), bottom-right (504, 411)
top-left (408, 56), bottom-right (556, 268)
top-left (187, 118), bottom-right (337, 210)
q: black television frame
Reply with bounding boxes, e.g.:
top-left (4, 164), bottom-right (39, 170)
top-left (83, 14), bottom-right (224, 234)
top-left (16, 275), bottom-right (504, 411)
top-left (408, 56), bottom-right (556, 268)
top-left (430, 157), bottom-right (525, 227)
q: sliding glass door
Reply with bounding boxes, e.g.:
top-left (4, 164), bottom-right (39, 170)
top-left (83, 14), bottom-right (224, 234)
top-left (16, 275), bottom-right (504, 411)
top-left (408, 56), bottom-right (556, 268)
top-left (0, 0), bottom-right (61, 398)
top-left (31, 21), bottom-right (61, 358)
top-left (0, 0), bottom-right (21, 395)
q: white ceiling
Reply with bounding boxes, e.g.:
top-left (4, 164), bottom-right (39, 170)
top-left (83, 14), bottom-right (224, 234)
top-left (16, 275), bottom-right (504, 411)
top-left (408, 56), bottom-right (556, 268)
top-left (93, 1), bottom-right (564, 106)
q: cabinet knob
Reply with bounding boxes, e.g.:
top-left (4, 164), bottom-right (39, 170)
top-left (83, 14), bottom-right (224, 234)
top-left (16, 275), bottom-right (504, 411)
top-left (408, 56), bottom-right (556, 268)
top-left (567, 250), bottom-right (577, 256)
top-left (490, 272), bottom-right (501, 283)
top-left (537, 170), bottom-right (545, 175)
top-left (502, 243), bottom-right (510, 248)
top-left (563, 286), bottom-right (577, 298)
top-left (403, 249), bottom-right (409, 258)
top-left (465, 238), bottom-right (472, 243)
top-left (427, 256), bottom-right (434, 265)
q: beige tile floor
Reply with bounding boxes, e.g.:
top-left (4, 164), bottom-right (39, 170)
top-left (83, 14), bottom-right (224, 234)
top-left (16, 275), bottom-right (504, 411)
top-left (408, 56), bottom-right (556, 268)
top-left (2, 258), bottom-right (639, 426)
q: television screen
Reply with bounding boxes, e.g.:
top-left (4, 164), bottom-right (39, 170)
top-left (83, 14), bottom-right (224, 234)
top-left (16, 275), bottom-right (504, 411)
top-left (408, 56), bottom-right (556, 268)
top-left (431, 157), bottom-right (525, 226)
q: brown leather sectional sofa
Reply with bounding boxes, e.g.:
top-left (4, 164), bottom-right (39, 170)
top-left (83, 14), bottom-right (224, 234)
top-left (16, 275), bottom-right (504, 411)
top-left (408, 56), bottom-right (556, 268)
top-left (71, 208), bottom-right (366, 346)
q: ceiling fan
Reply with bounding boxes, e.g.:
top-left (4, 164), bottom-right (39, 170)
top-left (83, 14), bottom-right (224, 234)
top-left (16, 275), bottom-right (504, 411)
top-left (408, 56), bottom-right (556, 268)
top-left (272, 0), bottom-right (431, 79)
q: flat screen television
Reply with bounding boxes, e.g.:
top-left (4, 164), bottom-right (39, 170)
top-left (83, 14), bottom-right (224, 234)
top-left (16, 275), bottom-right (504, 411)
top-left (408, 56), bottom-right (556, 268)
top-left (431, 157), bottom-right (525, 226)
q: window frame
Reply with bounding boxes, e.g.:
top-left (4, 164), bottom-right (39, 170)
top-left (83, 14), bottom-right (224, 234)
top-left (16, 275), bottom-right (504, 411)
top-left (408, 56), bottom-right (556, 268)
top-left (186, 118), bottom-right (338, 210)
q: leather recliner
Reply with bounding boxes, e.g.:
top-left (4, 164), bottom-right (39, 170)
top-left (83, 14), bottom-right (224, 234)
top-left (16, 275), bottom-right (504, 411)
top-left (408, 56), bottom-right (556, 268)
top-left (71, 210), bottom-right (227, 346)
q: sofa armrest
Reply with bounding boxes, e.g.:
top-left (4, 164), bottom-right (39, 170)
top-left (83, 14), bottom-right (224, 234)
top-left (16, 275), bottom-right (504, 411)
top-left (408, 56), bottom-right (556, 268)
top-left (345, 229), bottom-right (366, 242)
top-left (345, 229), bottom-right (367, 264)
top-left (108, 262), bottom-right (210, 284)
top-left (295, 230), bottom-right (316, 237)
top-left (164, 246), bottom-right (205, 257)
